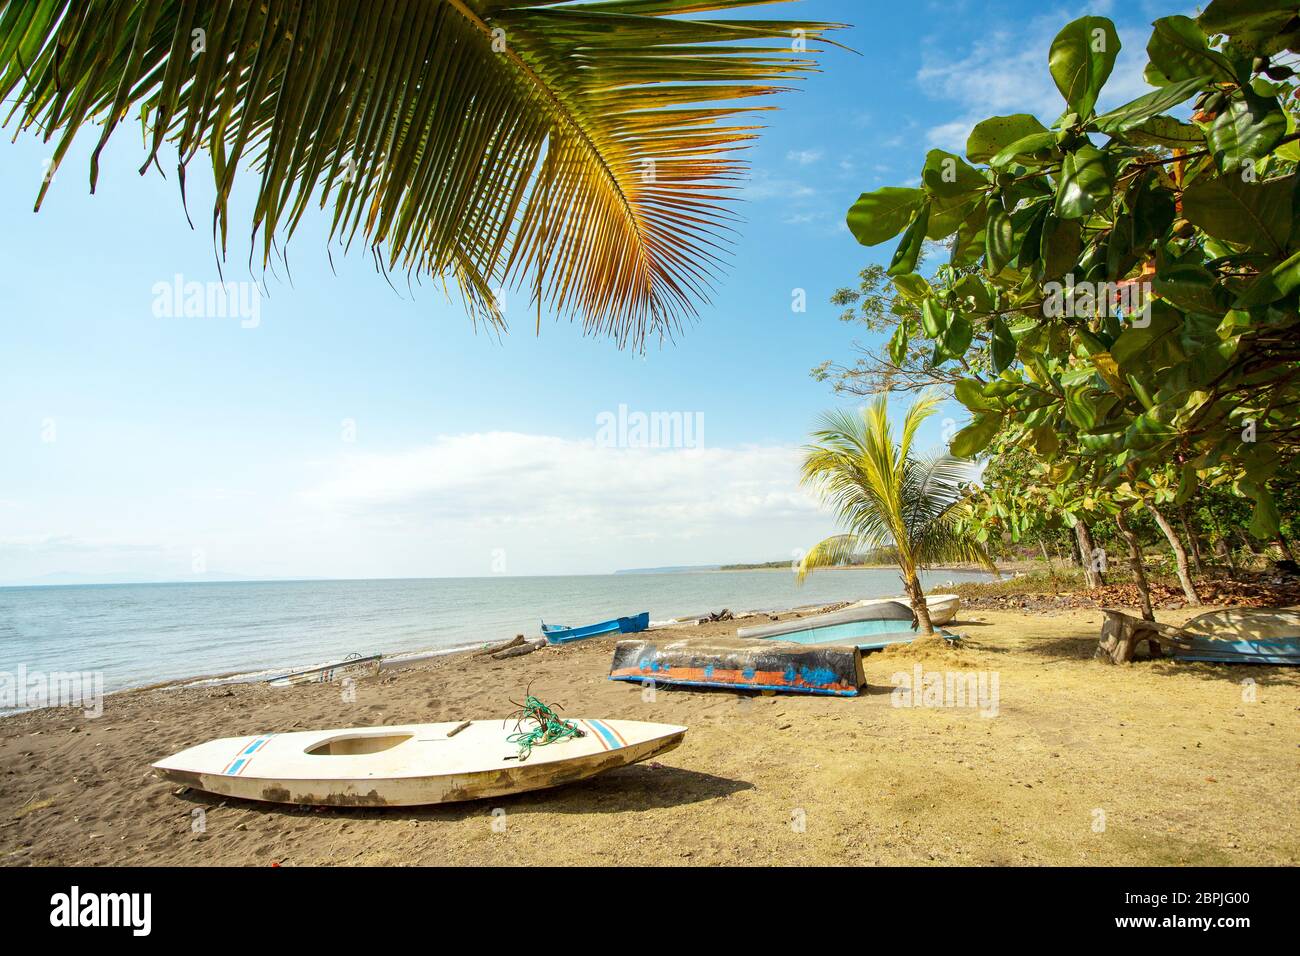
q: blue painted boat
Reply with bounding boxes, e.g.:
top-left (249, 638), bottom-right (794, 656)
top-left (542, 612), bottom-right (650, 646)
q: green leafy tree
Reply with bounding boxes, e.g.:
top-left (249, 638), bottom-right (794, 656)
top-left (797, 392), bottom-right (992, 635)
top-left (844, 5), bottom-right (1300, 553)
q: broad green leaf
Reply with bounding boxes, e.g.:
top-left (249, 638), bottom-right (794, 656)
top-left (891, 273), bottom-right (931, 301)
top-left (1119, 115), bottom-right (1205, 149)
top-left (1053, 145), bottom-right (1111, 219)
top-left (950, 203), bottom-right (988, 267)
top-left (847, 187), bottom-right (926, 247)
top-left (1041, 214), bottom-right (1083, 279)
top-left (888, 320), bottom-right (910, 366)
top-left (950, 413), bottom-right (1003, 458)
top-left (1198, 1), bottom-right (1299, 40)
top-left (988, 132), bottom-right (1059, 168)
top-left (888, 201), bottom-right (931, 276)
top-left (990, 315), bottom-right (1016, 373)
top-left (1181, 173), bottom-right (1293, 254)
top-left (985, 202), bottom-right (1016, 274)
top-left (955, 378), bottom-right (997, 413)
top-left (922, 150), bottom-right (985, 198)
top-left (1091, 76), bottom-right (1208, 134)
top-left (1153, 263), bottom-right (1224, 314)
top-left (1206, 89), bottom-right (1288, 172)
top-left (921, 298), bottom-right (949, 338)
top-left (966, 114), bottom-right (1049, 164)
top-left (1234, 249), bottom-right (1300, 307)
top-left (1049, 16), bottom-right (1121, 118)
top-left (1247, 485), bottom-right (1281, 539)
top-left (940, 315), bottom-right (974, 359)
top-left (1031, 426), bottom-right (1060, 457)
top-left (1145, 16), bottom-right (1236, 85)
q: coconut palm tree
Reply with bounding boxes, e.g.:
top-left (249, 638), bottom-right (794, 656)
top-left (0, 0), bottom-right (841, 348)
top-left (798, 391), bottom-right (991, 635)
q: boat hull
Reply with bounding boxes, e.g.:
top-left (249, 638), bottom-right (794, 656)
top-left (610, 637), bottom-right (865, 696)
top-left (738, 600), bottom-right (915, 640)
top-left (267, 654), bottom-right (383, 687)
top-left (543, 611), bottom-right (650, 645)
top-left (152, 719), bottom-right (686, 807)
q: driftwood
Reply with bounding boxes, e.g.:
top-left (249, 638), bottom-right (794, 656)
top-left (492, 643), bottom-right (538, 661)
top-left (1096, 609), bottom-right (1193, 664)
top-left (477, 634), bottom-right (525, 657)
top-left (699, 609), bottom-right (734, 623)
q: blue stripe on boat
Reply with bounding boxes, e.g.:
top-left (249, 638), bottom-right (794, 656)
top-left (586, 719), bottom-right (621, 750)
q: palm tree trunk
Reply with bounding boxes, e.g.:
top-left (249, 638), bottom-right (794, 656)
top-left (1075, 520), bottom-right (1105, 589)
top-left (904, 571), bottom-right (935, 635)
top-left (1149, 503), bottom-right (1201, 606)
top-left (1115, 511), bottom-right (1155, 622)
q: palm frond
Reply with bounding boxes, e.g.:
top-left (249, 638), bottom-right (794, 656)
top-left (796, 532), bottom-right (866, 583)
top-left (0, 0), bottom-right (844, 347)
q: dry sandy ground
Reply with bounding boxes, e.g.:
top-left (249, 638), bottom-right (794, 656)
top-left (2, 607), bottom-right (1297, 866)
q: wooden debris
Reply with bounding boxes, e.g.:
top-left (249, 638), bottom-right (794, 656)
top-left (492, 643), bottom-right (537, 661)
top-left (477, 635), bottom-right (525, 657)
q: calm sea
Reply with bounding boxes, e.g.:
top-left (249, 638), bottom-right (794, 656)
top-left (0, 569), bottom-right (991, 708)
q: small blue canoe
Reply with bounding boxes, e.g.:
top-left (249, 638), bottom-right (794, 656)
top-left (542, 612), bottom-right (650, 646)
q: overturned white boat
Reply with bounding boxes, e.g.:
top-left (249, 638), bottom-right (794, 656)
top-left (737, 593), bottom-right (960, 641)
top-left (266, 653), bottom-right (382, 687)
top-left (152, 718), bottom-right (686, 807)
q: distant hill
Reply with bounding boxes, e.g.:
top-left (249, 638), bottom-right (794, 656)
top-left (614, 565), bottom-right (722, 575)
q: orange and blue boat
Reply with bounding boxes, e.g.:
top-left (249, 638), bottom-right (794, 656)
top-left (609, 636), bottom-right (865, 696)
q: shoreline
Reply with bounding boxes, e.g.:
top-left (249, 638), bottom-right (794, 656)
top-left (3, 602), bottom-right (1297, 866)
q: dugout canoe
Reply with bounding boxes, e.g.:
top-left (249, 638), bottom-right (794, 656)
top-left (152, 718), bottom-right (686, 807)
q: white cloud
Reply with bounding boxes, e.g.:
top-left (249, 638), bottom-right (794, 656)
top-left (786, 148), bottom-right (824, 166)
top-left (917, 5), bottom-right (1177, 153)
top-left (301, 432), bottom-right (828, 572)
top-left (742, 169), bottom-right (817, 201)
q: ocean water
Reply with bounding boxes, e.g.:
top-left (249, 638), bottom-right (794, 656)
top-left (0, 569), bottom-right (992, 707)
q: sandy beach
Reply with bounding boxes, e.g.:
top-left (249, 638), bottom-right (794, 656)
top-left (3, 603), bottom-right (1297, 867)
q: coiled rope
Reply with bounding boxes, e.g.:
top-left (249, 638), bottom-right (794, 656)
top-left (505, 693), bottom-right (585, 762)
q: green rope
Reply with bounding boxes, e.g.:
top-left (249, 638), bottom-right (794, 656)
top-left (505, 694), bottom-right (585, 762)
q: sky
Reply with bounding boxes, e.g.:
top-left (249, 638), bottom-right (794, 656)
top-left (0, 0), bottom-right (1192, 584)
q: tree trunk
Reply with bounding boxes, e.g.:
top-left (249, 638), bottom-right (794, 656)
top-left (1276, 533), bottom-right (1297, 563)
top-left (1075, 520), bottom-right (1105, 588)
top-left (1179, 505), bottom-right (1204, 575)
top-left (1115, 511), bottom-right (1155, 621)
top-left (905, 571), bottom-right (935, 635)
top-left (1038, 535), bottom-right (1057, 580)
top-left (1149, 503), bottom-right (1202, 606)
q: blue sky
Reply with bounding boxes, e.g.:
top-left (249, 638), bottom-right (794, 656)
top-left (0, 0), bottom-right (1190, 583)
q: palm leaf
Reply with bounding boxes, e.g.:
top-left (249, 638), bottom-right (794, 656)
top-left (0, 0), bottom-right (844, 346)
